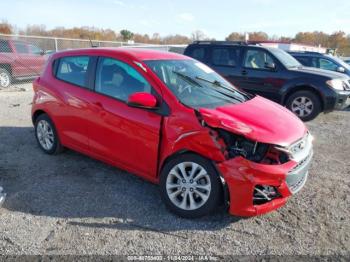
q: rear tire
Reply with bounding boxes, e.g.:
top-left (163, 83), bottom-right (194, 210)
top-left (286, 90), bottom-right (321, 121)
top-left (0, 68), bottom-right (11, 88)
top-left (160, 153), bottom-right (222, 218)
top-left (34, 114), bottom-right (63, 154)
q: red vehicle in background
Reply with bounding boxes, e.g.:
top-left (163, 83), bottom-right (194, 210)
top-left (0, 39), bottom-right (46, 88)
top-left (31, 48), bottom-right (313, 218)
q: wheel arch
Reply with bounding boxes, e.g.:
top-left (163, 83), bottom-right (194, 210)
top-left (159, 149), bottom-right (229, 208)
top-left (0, 63), bottom-right (12, 75)
top-left (282, 85), bottom-right (324, 111)
top-left (32, 109), bottom-right (48, 125)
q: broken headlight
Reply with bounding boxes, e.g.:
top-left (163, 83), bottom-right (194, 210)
top-left (217, 129), bottom-right (269, 162)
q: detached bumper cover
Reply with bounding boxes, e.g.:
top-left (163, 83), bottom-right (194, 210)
top-left (217, 150), bottom-right (312, 217)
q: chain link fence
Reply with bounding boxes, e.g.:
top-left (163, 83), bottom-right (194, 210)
top-left (0, 33), bottom-right (186, 88)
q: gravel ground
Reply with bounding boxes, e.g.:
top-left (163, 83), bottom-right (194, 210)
top-left (0, 83), bottom-right (349, 256)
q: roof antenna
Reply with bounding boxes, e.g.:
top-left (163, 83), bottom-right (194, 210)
top-left (88, 36), bottom-right (98, 48)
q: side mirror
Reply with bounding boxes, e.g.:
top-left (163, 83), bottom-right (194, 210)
top-left (127, 92), bottom-right (157, 109)
top-left (265, 62), bottom-right (276, 70)
top-left (337, 66), bottom-right (345, 73)
top-left (39, 50), bottom-right (45, 56)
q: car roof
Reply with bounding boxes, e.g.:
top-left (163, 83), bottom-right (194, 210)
top-left (51, 47), bottom-right (190, 61)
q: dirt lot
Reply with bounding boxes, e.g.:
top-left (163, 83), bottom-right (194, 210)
top-left (0, 83), bottom-right (349, 256)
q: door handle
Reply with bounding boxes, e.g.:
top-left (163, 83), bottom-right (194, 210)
top-left (241, 70), bottom-right (248, 76)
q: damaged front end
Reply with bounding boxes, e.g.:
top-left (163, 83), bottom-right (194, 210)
top-left (197, 110), bottom-right (313, 217)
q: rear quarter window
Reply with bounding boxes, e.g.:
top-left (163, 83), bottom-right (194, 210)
top-left (55, 56), bottom-right (91, 88)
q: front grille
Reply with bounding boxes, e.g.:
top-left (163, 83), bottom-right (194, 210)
top-left (343, 81), bottom-right (350, 90)
top-left (287, 172), bottom-right (308, 194)
top-left (289, 153), bottom-right (311, 172)
top-left (286, 150), bottom-right (313, 194)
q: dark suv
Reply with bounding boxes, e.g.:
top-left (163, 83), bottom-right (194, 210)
top-left (288, 51), bottom-right (350, 77)
top-left (184, 41), bottom-right (350, 121)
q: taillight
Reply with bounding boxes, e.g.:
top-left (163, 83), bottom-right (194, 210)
top-left (32, 77), bottom-right (40, 92)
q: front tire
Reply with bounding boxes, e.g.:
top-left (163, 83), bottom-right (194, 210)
top-left (0, 68), bottom-right (11, 88)
top-left (160, 154), bottom-right (222, 218)
top-left (34, 114), bottom-right (63, 154)
top-left (286, 90), bottom-right (321, 121)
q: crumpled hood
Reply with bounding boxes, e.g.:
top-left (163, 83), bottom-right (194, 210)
top-left (199, 96), bottom-right (307, 146)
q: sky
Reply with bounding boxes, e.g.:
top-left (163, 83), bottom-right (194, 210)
top-left (3, 0), bottom-right (350, 39)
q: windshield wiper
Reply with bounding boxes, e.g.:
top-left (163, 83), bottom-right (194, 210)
top-left (195, 76), bottom-right (248, 101)
top-left (172, 71), bottom-right (202, 87)
top-left (173, 71), bottom-right (245, 103)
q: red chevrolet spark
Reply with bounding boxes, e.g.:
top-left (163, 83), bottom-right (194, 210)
top-left (31, 48), bottom-right (313, 218)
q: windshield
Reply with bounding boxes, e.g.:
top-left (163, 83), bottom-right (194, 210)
top-left (144, 59), bottom-right (250, 109)
top-left (330, 55), bottom-right (350, 70)
top-left (269, 48), bottom-right (301, 68)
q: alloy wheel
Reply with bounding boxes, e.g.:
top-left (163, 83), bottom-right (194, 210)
top-left (291, 96), bottom-right (314, 118)
top-left (166, 162), bottom-right (211, 210)
top-left (0, 72), bottom-right (10, 88)
top-left (36, 120), bottom-right (55, 150)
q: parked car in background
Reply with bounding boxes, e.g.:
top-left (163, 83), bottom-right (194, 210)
top-left (342, 57), bottom-right (350, 65)
top-left (184, 41), bottom-right (350, 121)
top-left (0, 186), bottom-right (5, 207)
top-left (32, 48), bottom-right (313, 218)
top-left (0, 39), bottom-right (46, 88)
top-left (289, 51), bottom-right (350, 77)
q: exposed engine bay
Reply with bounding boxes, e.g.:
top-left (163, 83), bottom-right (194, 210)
top-left (210, 128), bottom-right (290, 165)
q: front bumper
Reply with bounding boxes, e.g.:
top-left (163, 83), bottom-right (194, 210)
top-left (217, 149), bottom-right (313, 217)
top-left (333, 90), bottom-right (350, 110)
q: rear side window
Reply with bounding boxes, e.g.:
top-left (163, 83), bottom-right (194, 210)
top-left (95, 57), bottom-right (151, 102)
top-left (212, 47), bottom-right (239, 67)
top-left (188, 47), bottom-right (206, 62)
top-left (14, 42), bottom-right (29, 54)
top-left (294, 56), bottom-right (312, 67)
top-left (0, 40), bottom-right (12, 53)
top-left (56, 56), bottom-right (90, 88)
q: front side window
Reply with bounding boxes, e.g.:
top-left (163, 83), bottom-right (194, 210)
top-left (56, 56), bottom-right (90, 88)
top-left (95, 57), bottom-right (151, 101)
top-left (145, 59), bottom-right (249, 109)
top-left (318, 58), bottom-right (339, 71)
top-left (0, 40), bottom-right (12, 53)
top-left (244, 49), bottom-right (274, 69)
top-left (14, 42), bottom-right (29, 54)
top-left (212, 47), bottom-right (239, 67)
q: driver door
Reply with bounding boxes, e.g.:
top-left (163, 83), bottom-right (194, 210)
top-left (86, 57), bottom-right (162, 178)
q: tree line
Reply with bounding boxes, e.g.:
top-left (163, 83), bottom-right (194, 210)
top-left (1, 21), bottom-right (349, 55)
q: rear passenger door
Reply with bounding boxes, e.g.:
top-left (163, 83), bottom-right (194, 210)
top-left (209, 46), bottom-right (241, 86)
top-left (52, 55), bottom-right (95, 151)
